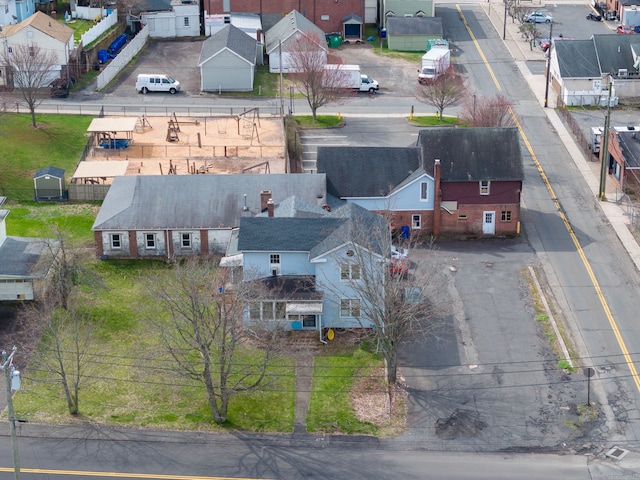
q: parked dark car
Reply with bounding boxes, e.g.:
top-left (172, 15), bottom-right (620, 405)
top-left (587, 12), bottom-right (602, 21)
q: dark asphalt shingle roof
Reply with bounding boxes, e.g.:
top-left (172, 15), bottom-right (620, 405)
top-left (317, 146), bottom-right (421, 198)
top-left (238, 203), bottom-right (387, 257)
top-left (592, 34), bottom-right (638, 76)
top-left (0, 236), bottom-right (52, 278)
top-left (92, 174), bottom-right (327, 231)
top-left (418, 127), bottom-right (523, 182)
top-left (199, 24), bottom-right (257, 66)
top-left (617, 130), bottom-right (640, 168)
top-left (34, 166), bottom-right (65, 179)
top-left (386, 17), bottom-right (442, 36)
top-left (554, 40), bottom-right (601, 78)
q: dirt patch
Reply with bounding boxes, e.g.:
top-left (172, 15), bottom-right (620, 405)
top-left (350, 367), bottom-right (407, 432)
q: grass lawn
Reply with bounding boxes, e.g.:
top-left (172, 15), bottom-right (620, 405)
top-left (0, 114), bottom-right (92, 201)
top-left (12, 259), bottom-right (298, 432)
top-left (307, 346), bottom-right (383, 435)
top-left (410, 115), bottom-right (459, 126)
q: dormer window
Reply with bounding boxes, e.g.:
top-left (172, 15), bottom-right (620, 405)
top-left (480, 180), bottom-right (490, 195)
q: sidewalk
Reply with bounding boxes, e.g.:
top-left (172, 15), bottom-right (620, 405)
top-left (482, 0), bottom-right (640, 273)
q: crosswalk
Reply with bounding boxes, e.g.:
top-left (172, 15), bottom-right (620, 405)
top-left (299, 134), bottom-right (349, 173)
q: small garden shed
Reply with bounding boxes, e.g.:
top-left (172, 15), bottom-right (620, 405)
top-left (342, 13), bottom-right (363, 42)
top-left (34, 166), bottom-right (66, 200)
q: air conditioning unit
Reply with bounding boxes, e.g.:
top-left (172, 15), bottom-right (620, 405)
top-left (271, 267), bottom-right (280, 276)
top-left (618, 68), bottom-right (628, 77)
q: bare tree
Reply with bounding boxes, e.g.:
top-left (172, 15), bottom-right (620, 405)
top-left (459, 93), bottom-right (515, 127)
top-left (23, 297), bottom-right (100, 415)
top-left (288, 32), bottom-right (349, 121)
top-left (146, 258), bottom-right (285, 425)
top-left (325, 211), bottom-right (447, 392)
top-left (1, 44), bottom-right (60, 128)
top-left (417, 69), bottom-right (468, 120)
top-left (38, 226), bottom-right (93, 311)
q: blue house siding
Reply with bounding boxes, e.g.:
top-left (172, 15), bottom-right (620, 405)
top-left (243, 251), bottom-right (313, 278)
top-left (345, 175), bottom-right (435, 211)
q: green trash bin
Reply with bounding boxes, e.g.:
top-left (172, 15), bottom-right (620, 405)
top-left (328, 34), bottom-right (342, 48)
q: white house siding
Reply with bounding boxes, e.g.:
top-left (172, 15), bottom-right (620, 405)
top-left (3, 26), bottom-right (69, 69)
top-left (171, 230), bottom-right (201, 256)
top-left (100, 231), bottom-right (130, 257)
top-left (268, 44), bottom-right (327, 73)
top-left (0, 3), bottom-right (19, 27)
top-left (0, 278), bottom-right (35, 301)
top-left (136, 230), bottom-right (166, 257)
top-left (143, 13), bottom-right (176, 38)
top-left (208, 229), bottom-right (232, 254)
top-left (201, 50), bottom-right (253, 92)
top-left (172, 4), bottom-right (200, 37)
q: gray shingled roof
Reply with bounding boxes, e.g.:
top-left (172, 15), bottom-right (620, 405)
top-left (265, 10), bottom-right (326, 54)
top-left (0, 236), bottom-right (52, 278)
top-left (617, 130), bottom-right (640, 169)
top-left (238, 203), bottom-right (387, 257)
top-left (418, 127), bottom-right (523, 182)
top-left (386, 17), bottom-right (442, 36)
top-left (592, 34), bottom-right (639, 76)
top-left (199, 24), bottom-right (257, 66)
top-left (255, 196), bottom-right (327, 218)
top-left (92, 174), bottom-right (327, 231)
top-left (554, 40), bottom-right (601, 78)
top-left (34, 166), bottom-right (65, 179)
top-left (342, 13), bottom-right (362, 24)
top-left (317, 146), bottom-right (421, 198)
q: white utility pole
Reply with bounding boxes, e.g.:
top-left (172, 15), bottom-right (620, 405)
top-left (1, 347), bottom-right (21, 480)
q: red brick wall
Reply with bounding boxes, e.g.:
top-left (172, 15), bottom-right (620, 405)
top-left (94, 231), bottom-right (104, 257)
top-left (439, 203), bottom-right (520, 237)
top-left (204, 0), bottom-right (363, 33)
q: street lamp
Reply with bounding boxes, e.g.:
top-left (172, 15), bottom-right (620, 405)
top-left (544, 21), bottom-right (553, 108)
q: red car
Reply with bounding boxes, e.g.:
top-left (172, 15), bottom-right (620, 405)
top-left (388, 258), bottom-right (409, 278)
top-left (617, 25), bottom-right (634, 34)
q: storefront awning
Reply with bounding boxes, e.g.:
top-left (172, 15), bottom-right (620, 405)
top-left (286, 302), bottom-right (323, 315)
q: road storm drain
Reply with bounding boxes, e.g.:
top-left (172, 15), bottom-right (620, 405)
top-left (605, 446), bottom-right (629, 461)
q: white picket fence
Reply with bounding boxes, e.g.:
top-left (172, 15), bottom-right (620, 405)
top-left (96, 25), bottom-right (149, 91)
top-left (80, 10), bottom-right (118, 47)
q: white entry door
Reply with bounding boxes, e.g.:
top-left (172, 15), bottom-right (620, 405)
top-left (482, 211), bottom-right (495, 235)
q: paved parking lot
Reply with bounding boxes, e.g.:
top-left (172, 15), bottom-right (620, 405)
top-left (104, 39), bottom-right (204, 97)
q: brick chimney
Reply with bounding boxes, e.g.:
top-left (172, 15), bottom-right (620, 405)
top-left (267, 198), bottom-right (274, 217)
top-left (433, 159), bottom-right (442, 236)
top-left (260, 190), bottom-right (272, 212)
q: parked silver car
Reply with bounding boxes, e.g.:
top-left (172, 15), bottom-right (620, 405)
top-left (524, 12), bottom-right (553, 23)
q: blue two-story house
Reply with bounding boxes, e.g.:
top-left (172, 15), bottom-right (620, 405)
top-left (232, 201), bottom-right (389, 335)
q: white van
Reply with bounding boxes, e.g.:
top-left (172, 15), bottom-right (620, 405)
top-left (135, 74), bottom-right (180, 94)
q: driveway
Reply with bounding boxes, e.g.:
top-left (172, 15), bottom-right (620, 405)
top-left (104, 39), bottom-right (204, 98)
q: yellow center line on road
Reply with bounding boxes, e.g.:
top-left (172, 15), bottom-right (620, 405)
top-left (455, 5), bottom-right (640, 393)
top-left (0, 467), bottom-right (267, 480)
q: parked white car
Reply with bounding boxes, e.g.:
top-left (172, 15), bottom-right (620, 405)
top-left (524, 12), bottom-right (553, 23)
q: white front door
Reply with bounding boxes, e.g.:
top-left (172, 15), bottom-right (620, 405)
top-left (482, 211), bottom-right (495, 235)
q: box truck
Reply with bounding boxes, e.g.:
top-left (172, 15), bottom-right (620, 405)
top-left (323, 64), bottom-right (379, 93)
top-left (418, 45), bottom-right (451, 83)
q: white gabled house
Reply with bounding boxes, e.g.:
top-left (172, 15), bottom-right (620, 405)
top-left (0, 11), bottom-right (74, 88)
top-left (264, 10), bottom-right (327, 73)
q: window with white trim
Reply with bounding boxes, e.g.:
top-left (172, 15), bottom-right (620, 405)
top-left (340, 263), bottom-right (360, 281)
top-left (250, 301), bottom-right (286, 320)
top-left (110, 234), bottom-right (121, 249)
top-left (480, 180), bottom-right (490, 195)
top-left (269, 254), bottom-right (281, 276)
top-left (184, 16), bottom-right (189, 26)
top-left (145, 233), bottom-right (156, 249)
top-left (181, 233), bottom-right (191, 248)
top-left (420, 181), bottom-right (428, 200)
top-left (340, 298), bottom-right (360, 317)
top-left (412, 214), bottom-right (421, 229)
